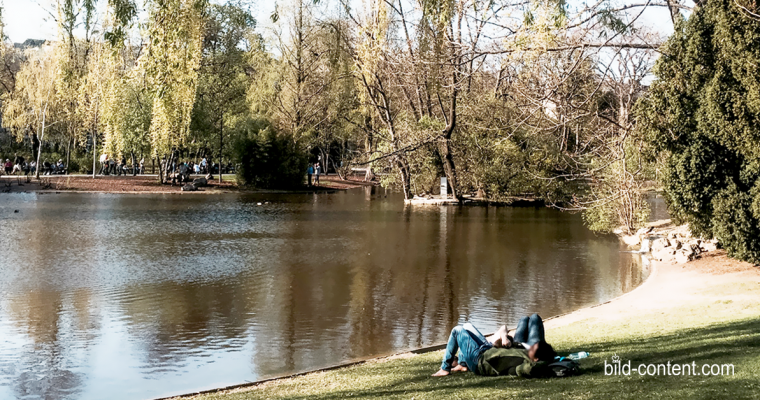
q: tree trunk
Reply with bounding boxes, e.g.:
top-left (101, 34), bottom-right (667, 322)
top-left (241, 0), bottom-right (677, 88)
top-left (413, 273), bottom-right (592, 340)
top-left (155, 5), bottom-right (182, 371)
top-left (35, 108), bottom-right (47, 179)
top-left (92, 131), bottom-right (97, 178)
top-left (66, 137), bottom-right (72, 175)
top-left (396, 156), bottom-right (412, 200)
top-left (437, 137), bottom-right (460, 201)
top-left (219, 112), bottom-right (223, 183)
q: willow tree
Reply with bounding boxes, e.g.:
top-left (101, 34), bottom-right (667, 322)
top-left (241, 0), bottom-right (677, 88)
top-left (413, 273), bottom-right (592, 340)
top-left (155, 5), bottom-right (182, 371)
top-left (55, 0), bottom-right (99, 170)
top-left (2, 48), bottom-right (64, 178)
top-left (86, 41), bottom-right (152, 175)
top-left (142, 0), bottom-right (208, 183)
top-left (104, 0), bottom-right (208, 182)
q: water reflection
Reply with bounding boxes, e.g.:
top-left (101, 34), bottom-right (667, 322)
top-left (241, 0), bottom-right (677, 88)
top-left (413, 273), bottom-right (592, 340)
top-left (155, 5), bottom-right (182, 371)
top-left (0, 190), bottom-right (644, 399)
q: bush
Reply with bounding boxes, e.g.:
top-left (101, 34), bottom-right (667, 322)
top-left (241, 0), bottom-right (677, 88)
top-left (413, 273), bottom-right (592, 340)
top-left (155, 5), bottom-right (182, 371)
top-left (232, 120), bottom-right (309, 189)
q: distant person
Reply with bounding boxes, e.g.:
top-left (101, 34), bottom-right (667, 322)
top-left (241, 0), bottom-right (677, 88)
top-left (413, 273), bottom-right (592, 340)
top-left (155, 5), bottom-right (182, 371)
top-left (56, 159), bottom-right (65, 174)
top-left (179, 161), bottom-right (189, 183)
top-left (3, 159), bottom-right (12, 174)
top-left (314, 163), bottom-right (321, 186)
top-left (139, 157), bottom-right (145, 175)
top-left (108, 158), bottom-right (116, 175)
top-left (432, 314), bottom-right (556, 378)
top-left (29, 161), bottom-right (37, 174)
top-left (99, 154), bottom-right (109, 175)
top-left (194, 162), bottom-right (200, 174)
top-left (12, 154), bottom-right (25, 175)
top-left (42, 160), bottom-right (51, 175)
top-left (118, 156), bottom-right (127, 176)
top-left (307, 164), bottom-right (314, 186)
top-left (200, 157), bottom-right (208, 174)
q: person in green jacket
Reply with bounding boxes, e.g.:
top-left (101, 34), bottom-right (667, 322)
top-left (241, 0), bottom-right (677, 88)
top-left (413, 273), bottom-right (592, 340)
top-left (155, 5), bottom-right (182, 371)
top-left (432, 314), bottom-right (556, 378)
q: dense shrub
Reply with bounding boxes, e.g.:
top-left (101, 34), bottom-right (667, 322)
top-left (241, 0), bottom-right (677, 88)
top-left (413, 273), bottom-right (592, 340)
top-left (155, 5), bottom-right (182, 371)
top-left (232, 120), bottom-right (309, 189)
top-left (636, 0), bottom-right (760, 262)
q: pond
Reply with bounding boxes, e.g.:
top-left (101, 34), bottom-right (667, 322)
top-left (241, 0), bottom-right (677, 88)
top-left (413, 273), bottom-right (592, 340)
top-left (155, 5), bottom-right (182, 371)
top-left (0, 188), bottom-right (646, 400)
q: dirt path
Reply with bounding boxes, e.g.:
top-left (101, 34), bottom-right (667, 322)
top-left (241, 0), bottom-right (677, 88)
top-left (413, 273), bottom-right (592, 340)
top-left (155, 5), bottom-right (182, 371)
top-left (545, 250), bottom-right (760, 331)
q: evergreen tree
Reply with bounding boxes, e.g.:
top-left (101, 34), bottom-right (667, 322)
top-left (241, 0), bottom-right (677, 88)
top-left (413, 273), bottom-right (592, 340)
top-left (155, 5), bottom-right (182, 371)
top-left (636, 0), bottom-right (760, 262)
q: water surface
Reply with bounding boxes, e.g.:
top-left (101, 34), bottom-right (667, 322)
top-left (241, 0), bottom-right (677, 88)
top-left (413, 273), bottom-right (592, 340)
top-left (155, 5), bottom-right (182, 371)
top-left (0, 188), bottom-right (645, 400)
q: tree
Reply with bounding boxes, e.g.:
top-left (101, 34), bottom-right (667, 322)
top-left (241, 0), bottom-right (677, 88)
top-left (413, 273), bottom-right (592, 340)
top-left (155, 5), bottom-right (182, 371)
top-left (141, 0), bottom-right (208, 183)
top-left (2, 47), bottom-right (64, 178)
top-left (192, 1), bottom-right (255, 180)
top-left (636, 0), bottom-right (760, 262)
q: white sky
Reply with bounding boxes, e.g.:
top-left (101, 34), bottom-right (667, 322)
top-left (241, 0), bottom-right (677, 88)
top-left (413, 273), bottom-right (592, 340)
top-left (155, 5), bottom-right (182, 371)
top-left (3, 0), bottom-right (682, 44)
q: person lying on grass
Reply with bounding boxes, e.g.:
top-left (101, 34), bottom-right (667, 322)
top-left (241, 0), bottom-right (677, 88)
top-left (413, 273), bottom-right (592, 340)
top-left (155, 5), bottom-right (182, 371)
top-left (432, 314), bottom-right (556, 378)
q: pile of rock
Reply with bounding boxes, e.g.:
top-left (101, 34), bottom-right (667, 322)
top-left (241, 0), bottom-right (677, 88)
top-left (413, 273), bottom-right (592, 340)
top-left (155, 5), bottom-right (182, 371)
top-left (620, 220), bottom-right (720, 264)
top-left (181, 177), bottom-right (209, 192)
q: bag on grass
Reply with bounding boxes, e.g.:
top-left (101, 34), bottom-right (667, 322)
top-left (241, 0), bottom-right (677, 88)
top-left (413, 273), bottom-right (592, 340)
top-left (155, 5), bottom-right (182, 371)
top-left (544, 358), bottom-right (581, 377)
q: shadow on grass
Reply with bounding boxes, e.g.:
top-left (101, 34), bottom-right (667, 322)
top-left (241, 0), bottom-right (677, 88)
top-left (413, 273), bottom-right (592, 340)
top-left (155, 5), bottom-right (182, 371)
top-left (242, 318), bottom-right (760, 400)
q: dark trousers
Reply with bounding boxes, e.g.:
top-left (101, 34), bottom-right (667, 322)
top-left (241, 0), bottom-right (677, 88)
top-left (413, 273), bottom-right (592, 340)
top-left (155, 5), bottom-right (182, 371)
top-left (308, 173), bottom-right (312, 186)
top-left (514, 313), bottom-right (545, 345)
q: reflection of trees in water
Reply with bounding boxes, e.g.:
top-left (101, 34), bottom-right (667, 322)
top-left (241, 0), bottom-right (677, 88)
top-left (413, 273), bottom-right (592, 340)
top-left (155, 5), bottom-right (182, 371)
top-left (5, 288), bottom-right (100, 400)
top-left (0, 192), bottom-right (645, 397)
top-left (2, 200), bottom-right (104, 400)
top-left (116, 280), bottom-right (251, 373)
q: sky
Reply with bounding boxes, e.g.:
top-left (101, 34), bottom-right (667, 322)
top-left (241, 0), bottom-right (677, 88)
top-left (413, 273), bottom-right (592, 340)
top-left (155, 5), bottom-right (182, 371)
top-left (2, 0), bottom-right (682, 44)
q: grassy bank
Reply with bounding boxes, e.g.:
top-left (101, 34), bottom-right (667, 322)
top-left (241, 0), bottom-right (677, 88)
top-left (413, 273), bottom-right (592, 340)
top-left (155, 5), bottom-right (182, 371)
top-left (181, 252), bottom-right (760, 400)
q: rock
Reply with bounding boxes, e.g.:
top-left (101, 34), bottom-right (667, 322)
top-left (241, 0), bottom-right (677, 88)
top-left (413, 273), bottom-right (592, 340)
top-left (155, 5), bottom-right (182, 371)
top-left (651, 237), bottom-right (671, 252)
top-left (640, 238), bottom-right (652, 253)
top-left (675, 249), bottom-right (694, 264)
top-left (636, 227), bottom-right (654, 236)
top-left (673, 240), bottom-right (682, 250)
top-left (181, 183), bottom-right (198, 192)
top-left (701, 240), bottom-right (719, 252)
top-left (193, 177), bottom-right (208, 187)
top-left (652, 248), bottom-right (676, 263)
top-left (622, 235), bottom-right (641, 247)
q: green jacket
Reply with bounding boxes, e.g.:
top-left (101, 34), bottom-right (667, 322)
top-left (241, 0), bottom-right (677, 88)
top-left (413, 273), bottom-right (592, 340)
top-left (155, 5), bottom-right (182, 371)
top-left (476, 347), bottom-right (543, 377)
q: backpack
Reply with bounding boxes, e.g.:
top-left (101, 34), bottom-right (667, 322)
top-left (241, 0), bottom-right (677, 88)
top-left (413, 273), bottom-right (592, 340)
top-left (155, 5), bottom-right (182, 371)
top-left (544, 358), bottom-right (581, 377)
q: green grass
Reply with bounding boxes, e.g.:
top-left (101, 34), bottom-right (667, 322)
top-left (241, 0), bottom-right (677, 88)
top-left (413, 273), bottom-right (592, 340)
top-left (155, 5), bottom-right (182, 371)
top-left (191, 279), bottom-right (760, 400)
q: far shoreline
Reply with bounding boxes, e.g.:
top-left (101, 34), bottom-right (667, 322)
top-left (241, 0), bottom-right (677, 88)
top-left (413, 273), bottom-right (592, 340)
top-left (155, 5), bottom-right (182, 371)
top-left (0, 174), bottom-right (373, 194)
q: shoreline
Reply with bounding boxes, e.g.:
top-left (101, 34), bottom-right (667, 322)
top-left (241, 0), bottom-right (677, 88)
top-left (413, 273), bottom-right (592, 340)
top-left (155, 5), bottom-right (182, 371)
top-left (0, 174), bottom-right (372, 194)
top-left (171, 250), bottom-right (758, 400)
top-left (158, 245), bottom-right (657, 399)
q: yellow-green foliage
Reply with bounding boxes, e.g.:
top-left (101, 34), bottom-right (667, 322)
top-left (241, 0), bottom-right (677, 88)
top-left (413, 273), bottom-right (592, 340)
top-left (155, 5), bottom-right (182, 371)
top-left (143, 0), bottom-right (208, 157)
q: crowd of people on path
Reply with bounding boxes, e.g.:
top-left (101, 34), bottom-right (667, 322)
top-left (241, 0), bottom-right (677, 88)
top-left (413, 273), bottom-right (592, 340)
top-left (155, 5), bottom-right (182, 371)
top-left (97, 154), bottom-right (146, 176)
top-left (1, 154), bottom-right (65, 176)
top-left (96, 154), bottom-right (233, 178)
